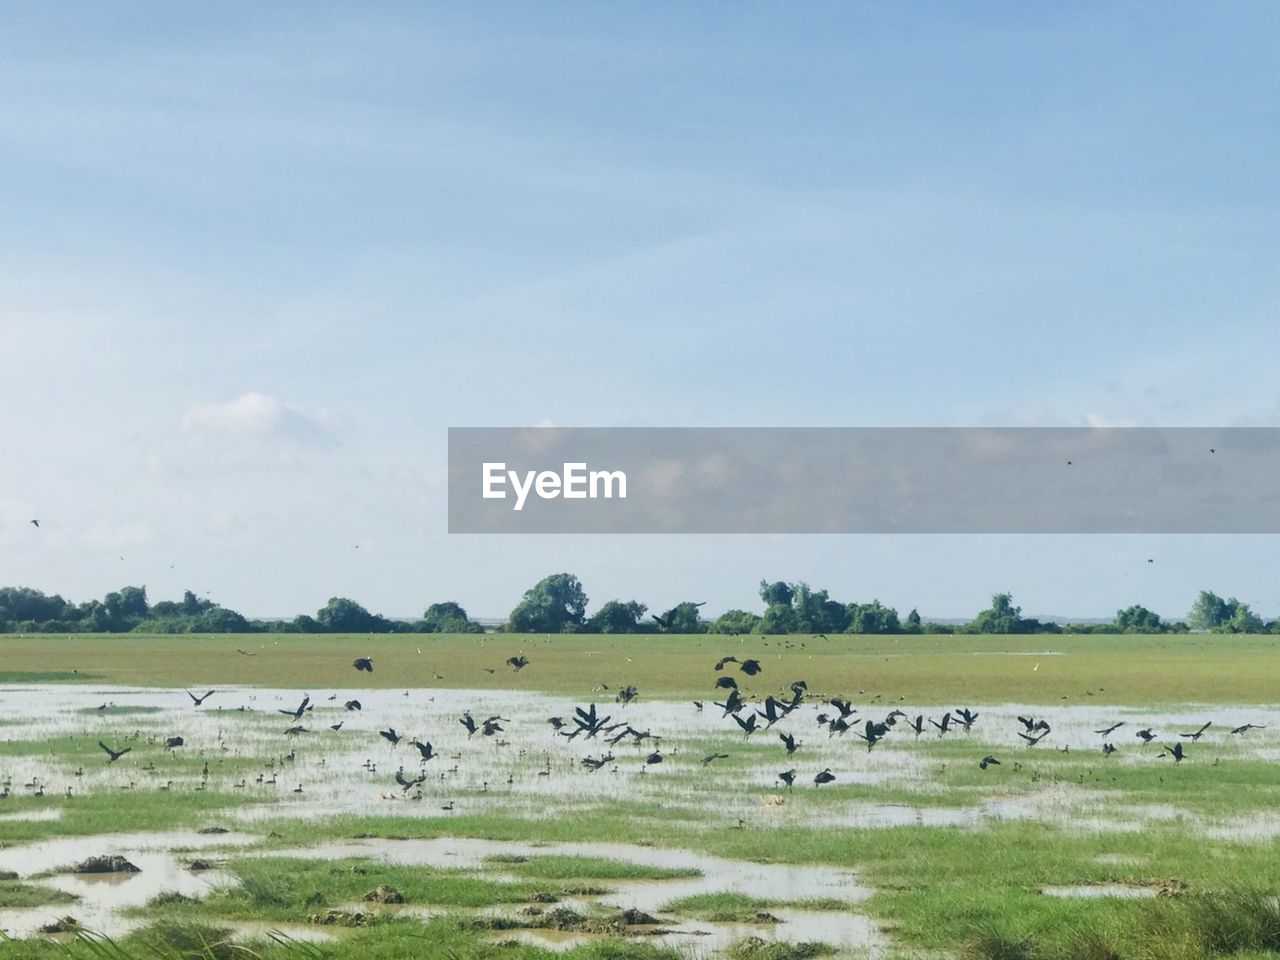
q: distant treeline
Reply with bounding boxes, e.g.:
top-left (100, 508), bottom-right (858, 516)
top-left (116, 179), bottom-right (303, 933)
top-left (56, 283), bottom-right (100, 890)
top-left (0, 577), bottom-right (1271, 636)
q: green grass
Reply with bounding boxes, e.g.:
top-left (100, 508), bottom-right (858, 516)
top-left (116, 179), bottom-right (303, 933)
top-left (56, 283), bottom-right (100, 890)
top-left (3, 631), bottom-right (1280, 702)
top-left (0, 881), bottom-right (78, 909)
top-left (486, 855), bottom-right (699, 881)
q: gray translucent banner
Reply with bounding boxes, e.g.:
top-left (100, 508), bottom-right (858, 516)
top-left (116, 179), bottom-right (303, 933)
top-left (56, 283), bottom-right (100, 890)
top-left (447, 427), bottom-right (1280, 534)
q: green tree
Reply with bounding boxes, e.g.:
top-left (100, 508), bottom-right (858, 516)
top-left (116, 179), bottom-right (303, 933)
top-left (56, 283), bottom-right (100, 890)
top-left (507, 573), bottom-right (588, 632)
top-left (1115, 604), bottom-right (1164, 633)
top-left (713, 609), bottom-right (761, 634)
top-left (968, 593), bottom-right (1044, 634)
top-left (1188, 591), bottom-right (1231, 631)
top-left (316, 597), bottom-right (391, 632)
top-left (846, 600), bottom-right (901, 634)
top-left (422, 601), bottom-right (480, 633)
top-left (905, 608), bottom-right (923, 633)
top-left (758, 580), bottom-right (795, 607)
top-left (588, 600), bottom-right (647, 633)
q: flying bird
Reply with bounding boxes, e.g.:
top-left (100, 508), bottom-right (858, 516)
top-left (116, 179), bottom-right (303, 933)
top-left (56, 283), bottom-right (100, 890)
top-left (1160, 742), bottom-right (1186, 763)
top-left (379, 728), bottom-right (402, 746)
top-left (1136, 728), bottom-right (1157, 743)
top-left (979, 755), bottom-right (1000, 770)
top-left (98, 741), bottom-right (131, 764)
top-left (353, 657), bottom-right (374, 673)
top-left (187, 690), bottom-right (215, 707)
top-left (1095, 722), bottom-right (1125, 736)
top-left (778, 769), bottom-right (796, 790)
top-left (506, 655), bottom-right (529, 672)
top-left (412, 740), bottom-right (437, 762)
top-left (1180, 722), bottom-right (1211, 741)
top-left (1231, 723), bottom-right (1266, 735)
top-left (814, 768), bottom-right (836, 787)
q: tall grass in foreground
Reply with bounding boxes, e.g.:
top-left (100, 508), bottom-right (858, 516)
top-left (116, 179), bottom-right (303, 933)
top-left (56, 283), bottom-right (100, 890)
top-left (0, 926), bottom-right (328, 960)
top-left (963, 890), bottom-right (1280, 960)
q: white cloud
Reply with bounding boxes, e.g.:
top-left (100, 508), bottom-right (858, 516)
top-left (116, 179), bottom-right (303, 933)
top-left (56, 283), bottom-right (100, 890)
top-left (181, 391), bottom-right (334, 445)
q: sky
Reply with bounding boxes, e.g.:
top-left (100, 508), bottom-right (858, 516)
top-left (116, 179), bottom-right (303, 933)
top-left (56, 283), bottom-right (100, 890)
top-left (3, 2), bottom-right (1280, 621)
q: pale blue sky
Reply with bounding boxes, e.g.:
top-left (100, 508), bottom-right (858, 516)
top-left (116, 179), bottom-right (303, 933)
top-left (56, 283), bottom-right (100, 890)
top-left (3, 3), bottom-right (1280, 620)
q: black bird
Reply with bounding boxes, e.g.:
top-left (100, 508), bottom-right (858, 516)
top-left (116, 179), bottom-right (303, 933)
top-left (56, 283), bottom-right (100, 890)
top-left (1136, 728), bottom-right (1157, 743)
top-left (344, 699), bottom-right (362, 711)
top-left (279, 695), bottom-right (311, 721)
top-left (1095, 722), bottom-right (1125, 737)
top-left (652, 614), bottom-right (672, 632)
top-left (814, 768), bottom-right (836, 786)
top-left (715, 689), bottom-right (745, 717)
top-left (858, 720), bottom-right (889, 751)
top-left (779, 732), bottom-right (798, 755)
top-left (98, 741), bottom-right (131, 764)
top-left (702, 753), bottom-right (730, 764)
top-left (29, 519), bottom-right (39, 527)
top-left (734, 713), bottom-right (759, 738)
top-left (164, 736), bottom-right (184, 750)
top-left (714, 656), bottom-right (739, 671)
top-left (756, 697), bottom-right (787, 728)
top-left (692, 701), bottom-right (704, 711)
top-left (1160, 742), bottom-right (1186, 763)
top-left (778, 769), bottom-right (796, 790)
top-left (1231, 723), bottom-right (1266, 735)
top-left (645, 751), bottom-right (663, 765)
top-left (907, 715), bottom-right (925, 738)
top-left (1019, 729), bottom-right (1050, 747)
top-left (616, 685), bottom-right (638, 705)
top-left (979, 755), bottom-right (1000, 770)
top-left (330, 722), bottom-right (343, 731)
top-left (187, 690), bottom-right (215, 707)
top-left (412, 740), bottom-right (437, 762)
top-left (506, 655), bottom-right (529, 672)
top-left (581, 753), bottom-right (615, 771)
top-left (830, 698), bottom-right (856, 718)
top-left (715, 676), bottom-right (738, 690)
top-left (395, 769), bottom-right (427, 792)
top-left (1102, 743), bottom-right (1117, 755)
top-left (1180, 722), bottom-right (1211, 741)
top-left (547, 717), bottom-right (566, 731)
top-left (379, 728), bottom-right (402, 746)
top-left (739, 659), bottom-right (763, 676)
top-left (481, 717), bottom-right (505, 737)
top-left (930, 713), bottom-right (953, 736)
top-left (953, 707), bottom-right (979, 731)
top-left (460, 712), bottom-right (478, 736)
top-left (353, 657), bottom-right (374, 673)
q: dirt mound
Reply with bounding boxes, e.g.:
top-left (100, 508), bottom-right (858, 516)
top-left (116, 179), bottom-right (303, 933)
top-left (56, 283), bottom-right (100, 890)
top-left (363, 884), bottom-right (406, 904)
top-left (74, 855), bottom-right (140, 874)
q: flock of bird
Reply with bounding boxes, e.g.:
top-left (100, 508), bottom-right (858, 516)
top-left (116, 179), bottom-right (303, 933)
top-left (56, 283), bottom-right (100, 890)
top-left (1, 628), bottom-right (1270, 808)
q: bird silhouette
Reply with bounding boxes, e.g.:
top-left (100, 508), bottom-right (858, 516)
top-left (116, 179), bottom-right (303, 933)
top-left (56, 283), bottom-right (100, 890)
top-left (979, 755), bottom-right (1000, 770)
top-left (506, 655), bottom-right (529, 672)
top-left (1094, 722), bottom-right (1125, 736)
top-left (344, 699), bottom-right (362, 711)
top-left (279, 695), bottom-right (311, 721)
top-left (702, 753), bottom-right (730, 764)
top-left (379, 728), bottom-right (402, 746)
top-left (1180, 722), bottom-right (1211, 741)
top-left (779, 732), bottom-right (798, 755)
top-left (98, 741), bottom-right (131, 764)
top-left (1231, 723), bottom-right (1266, 735)
top-left (353, 657), bottom-right (374, 673)
top-left (778, 769), bottom-right (796, 790)
top-left (1160, 742), bottom-right (1186, 763)
top-left (714, 656), bottom-right (739, 670)
top-left (739, 659), bottom-right (762, 676)
top-left (734, 713), bottom-right (759, 738)
top-left (412, 740), bottom-right (436, 761)
top-left (163, 736), bottom-right (184, 750)
top-left (187, 690), bottom-right (215, 707)
top-left (1136, 728), bottom-right (1157, 743)
top-left (814, 768), bottom-right (835, 786)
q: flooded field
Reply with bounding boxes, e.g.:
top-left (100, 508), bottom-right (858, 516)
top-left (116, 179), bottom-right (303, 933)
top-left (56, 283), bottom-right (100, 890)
top-left (2, 679), bottom-right (1279, 959)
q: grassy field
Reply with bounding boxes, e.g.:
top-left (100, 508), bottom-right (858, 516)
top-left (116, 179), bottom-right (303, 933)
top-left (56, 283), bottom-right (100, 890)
top-left (2, 633), bottom-right (1280, 960)
top-left (1, 631), bottom-right (1278, 703)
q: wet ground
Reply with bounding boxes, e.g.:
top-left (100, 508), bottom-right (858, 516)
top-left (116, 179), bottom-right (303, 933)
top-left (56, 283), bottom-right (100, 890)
top-left (2, 683), bottom-right (1278, 954)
